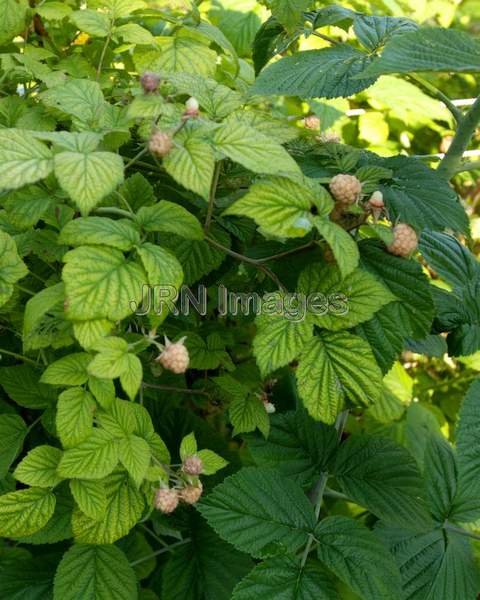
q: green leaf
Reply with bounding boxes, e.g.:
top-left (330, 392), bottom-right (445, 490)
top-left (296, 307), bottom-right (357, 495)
top-left (73, 319), bottom-right (114, 351)
top-left (332, 435), bottom-right (431, 528)
top-left (23, 283), bottom-right (67, 352)
top-left (70, 479), bottom-right (107, 521)
top-left (88, 376), bottom-right (115, 409)
top-left (120, 354), bottom-right (143, 401)
top-left (115, 22), bottom-right (155, 45)
top-left (136, 201), bottom-right (204, 240)
top-left (0, 129), bottom-right (53, 190)
top-left (298, 264), bottom-right (395, 331)
top-left (247, 409), bottom-right (338, 486)
top-left (163, 128), bottom-right (215, 200)
top-left (58, 429), bottom-right (119, 479)
top-left (56, 387), bottom-right (96, 448)
top-left (230, 394), bottom-right (270, 438)
top-left (270, 0), bottom-right (310, 32)
top-left (41, 79), bottom-right (106, 125)
top-left (253, 304), bottom-right (313, 377)
top-left (118, 434), bottom-right (151, 487)
top-left (197, 449), bottom-right (229, 475)
top-left (198, 468), bottom-right (316, 558)
top-left (213, 120), bottom-right (301, 177)
top-left (0, 414), bottom-right (27, 478)
top-left (297, 332), bottom-right (383, 424)
top-left (53, 544), bottom-right (137, 600)
top-left (0, 0), bottom-right (29, 44)
top-left (41, 353), bottom-right (91, 386)
top-left (0, 487), bottom-right (56, 537)
top-left (14, 445), bottom-right (63, 488)
top-left (59, 217), bottom-right (141, 251)
top-left (313, 218), bottom-right (359, 278)
top-left (315, 516), bottom-right (402, 600)
top-left (72, 470), bottom-right (144, 543)
top-left (424, 434), bottom-right (457, 522)
top-left (54, 151), bottom-right (124, 215)
top-left (224, 177), bottom-right (332, 238)
top-left (97, 397), bottom-right (136, 438)
top-left (253, 45), bottom-right (377, 99)
top-left (71, 9), bottom-right (110, 37)
top-left (88, 337), bottom-right (129, 378)
top-left (62, 246), bottom-right (145, 321)
top-left (353, 15), bottom-right (417, 52)
top-left (137, 243), bottom-right (184, 290)
top-left (180, 432), bottom-right (198, 460)
top-left (0, 365), bottom-right (54, 409)
top-left (361, 28), bottom-right (480, 77)
top-left (0, 229), bottom-right (28, 307)
top-left (232, 556), bottom-right (338, 599)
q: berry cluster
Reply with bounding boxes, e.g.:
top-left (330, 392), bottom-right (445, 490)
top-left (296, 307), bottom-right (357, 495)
top-left (154, 454), bottom-right (205, 514)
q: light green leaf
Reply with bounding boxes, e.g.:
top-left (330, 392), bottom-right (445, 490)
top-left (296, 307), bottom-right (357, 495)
top-left (213, 120), bottom-right (301, 177)
top-left (315, 516), bottom-right (402, 600)
top-left (115, 22), bottom-right (155, 45)
top-left (119, 354), bottom-right (142, 401)
top-left (298, 264), bottom-right (395, 330)
top-left (0, 230), bottom-right (28, 307)
top-left (136, 201), bottom-right (204, 240)
top-left (0, 0), bottom-right (29, 44)
top-left (88, 376), bottom-right (115, 410)
top-left (54, 151), bottom-right (124, 215)
top-left (313, 218), bottom-right (359, 278)
top-left (163, 129), bottom-right (215, 200)
top-left (59, 217), bottom-right (141, 250)
top-left (53, 544), bottom-right (137, 600)
top-left (232, 556), bottom-right (338, 599)
top-left (72, 470), bottom-right (144, 543)
top-left (14, 445), bottom-right (63, 488)
top-left (0, 414), bottom-right (27, 478)
top-left (270, 0), bottom-right (309, 32)
top-left (96, 397), bottom-right (136, 438)
top-left (198, 468), bottom-right (316, 558)
top-left (62, 246), bottom-right (145, 321)
top-left (41, 79), bottom-right (106, 125)
top-left (70, 479), bottom-right (107, 521)
top-left (118, 434), bottom-right (151, 487)
top-left (180, 432), bottom-right (197, 460)
top-left (58, 429), bottom-right (119, 479)
top-left (197, 449), bottom-right (228, 475)
top-left (23, 283), bottom-right (66, 351)
top-left (56, 387), bottom-right (96, 448)
top-left (0, 487), bottom-right (56, 537)
top-left (230, 394), bottom-right (270, 438)
top-left (41, 353), bottom-right (91, 386)
top-left (224, 177), bottom-right (331, 238)
top-left (137, 243), bottom-right (184, 290)
top-left (73, 319), bottom-right (114, 351)
top-left (71, 9), bottom-right (110, 37)
top-left (88, 338), bottom-right (129, 379)
top-left (297, 332), bottom-right (382, 423)
top-left (0, 129), bottom-right (53, 190)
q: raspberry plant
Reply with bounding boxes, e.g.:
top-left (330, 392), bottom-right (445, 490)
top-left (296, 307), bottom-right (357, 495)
top-left (0, 0), bottom-right (480, 598)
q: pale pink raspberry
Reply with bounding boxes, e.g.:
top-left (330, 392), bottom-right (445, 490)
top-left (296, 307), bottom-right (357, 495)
top-left (140, 71), bottom-right (160, 93)
top-left (156, 336), bottom-right (189, 374)
top-left (263, 400), bottom-right (276, 414)
top-left (149, 131), bottom-right (173, 158)
top-left (180, 482), bottom-right (203, 505)
top-left (154, 488), bottom-right (178, 513)
top-left (368, 190), bottom-right (384, 209)
top-left (329, 174), bottom-right (362, 204)
top-left (318, 130), bottom-right (340, 144)
top-left (303, 115), bottom-right (320, 130)
top-left (387, 224), bottom-right (418, 257)
top-left (182, 454), bottom-right (203, 476)
top-left (183, 96), bottom-right (200, 119)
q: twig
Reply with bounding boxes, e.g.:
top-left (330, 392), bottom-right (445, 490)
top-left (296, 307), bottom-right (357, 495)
top-left (454, 160), bottom-right (480, 174)
top-left (204, 162), bottom-right (222, 233)
top-left (129, 538), bottom-right (191, 566)
top-left (96, 25), bottom-right (113, 81)
top-left (124, 147), bottom-right (148, 170)
top-left (0, 349), bottom-right (38, 365)
top-left (142, 382), bottom-right (210, 397)
top-left (311, 31), bottom-right (338, 45)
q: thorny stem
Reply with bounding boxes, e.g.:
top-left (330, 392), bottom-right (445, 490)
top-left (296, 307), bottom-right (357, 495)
top-left (0, 348), bottom-right (38, 365)
top-left (310, 31), bottom-right (339, 45)
top-left (124, 147), bottom-right (149, 171)
top-left (129, 538), bottom-right (191, 566)
top-left (204, 162), bottom-right (222, 233)
top-left (142, 381), bottom-right (210, 397)
top-left (408, 74), bottom-right (462, 122)
top-left (96, 24), bottom-right (113, 81)
top-left (438, 94), bottom-right (480, 179)
top-left (94, 206), bottom-right (135, 220)
top-left (300, 410), bottom-right (349, 568)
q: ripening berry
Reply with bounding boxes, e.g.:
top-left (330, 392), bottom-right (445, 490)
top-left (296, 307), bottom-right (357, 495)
top-left (303, 115), bottom-right (320, 130)
top-left (368, 191), bottom-right (384, 209)
top-left (140, 71), bottom-right (160, 93)
top-left (183, 96), bottom-right (200, 118)
top-left (387, 224), bottom-right (418, 257)
top-left (180, 482), bottom-right (203, 505)
top-left (156, 336), bottom-right (189, 374)
top-left (263, 400), bottom-right (276, 414)
top-left (329, 174), bottom-right (362, 205)
top-left (182, 454), bottom-right (203, 476)
top-left (318, 131), bottom-right (340, 144)
top-left (154, 488), bottom-right (178, 513)
top-left (149, 131), bottom-right (173, 158)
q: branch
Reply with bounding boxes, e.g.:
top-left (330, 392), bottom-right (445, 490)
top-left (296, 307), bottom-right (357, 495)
top-left (129, 538), bottom-right (191, 567)
top-left (453, 160), bottom-right (480, 174)
top-left (142, 382), bottom-right (210, 397)
top-left (204, 161), bottom-right (222, 234)
top-left (438, 94), bottom-right (480, 179)
top-left (408, 74), bottom-right (462, 122)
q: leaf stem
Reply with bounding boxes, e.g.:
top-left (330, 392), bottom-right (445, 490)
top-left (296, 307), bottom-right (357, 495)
top-left (94, 206), bottom-right (135, 220)
top-left (438, 94), bottom-right (480, 179)
top-left (443, 522), bottom-right (480, 541)
top-left (453, 160), bottom-right (480, 174)
top-left (0, 348), bottom-right (38, 365)
top-left (142, 382), bottom-right (210, 397)
top-left (204, 161), bottom-right (222, 234)
top-left (311, 31), bottom-right (339, 45)
top-left (408, 75), bottom-right (462, 122)
top-left (129, 538), bottom-right (191, 566)
top-left (96, 25), bottom-right (113, 81)
top-left (124, 147), bottom-right (149, 171)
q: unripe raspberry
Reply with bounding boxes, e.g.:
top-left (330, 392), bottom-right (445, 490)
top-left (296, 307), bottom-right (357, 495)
top-left (149, 131), bottom-right (173, 158)
top-left (154, 488), bottom-right (178, 513)
top-left (318, 131), bottom-right (340, 144)
top-left (329, 174), bottom-right (362, 205)
top-left (180, 482), bottom-right (203, 505)
top-left (182, 454), bottom-right (203, 476)
top-left (387, 224), bottom-right (418, 257)
top-left (368, 190), bottom-right (384, 209)
top-left (303, 115), bottom-right (320, 130)
top-left (156, 336), bottom-right (189, 374)
top-left (263, 400), bottom-right (276, 414)
top-left (183, 96), bottom-right (200, 118)
top-left (140, 71), bottom-right (160, 93)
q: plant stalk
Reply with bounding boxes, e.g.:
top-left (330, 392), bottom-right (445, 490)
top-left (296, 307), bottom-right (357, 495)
top-left (129, 538), bottom-right (191, 566)
top-left (204, 161), bottom-right (222, 233)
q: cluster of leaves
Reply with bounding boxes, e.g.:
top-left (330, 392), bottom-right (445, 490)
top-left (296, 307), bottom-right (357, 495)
top-left (0, 0), bottom-right (480, 597)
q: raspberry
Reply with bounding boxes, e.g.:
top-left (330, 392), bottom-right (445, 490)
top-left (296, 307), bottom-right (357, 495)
top-left (156, 336), bottom-right (189, 374)
top-left (182, 454), bottom-right (203, 476)
top-left (368, 190), bottom-right (384, 209)
top-left (263, 400), bottom-right (276, 414)
top-left (318, 131), bottom-right (340, 144)
top-left (303, 115), bottom-right (320, 130)
top-left (154, 488), bottom-right (178, 513)
top-left (148, 131), bottom-right (173, 158)
top-left (387, 224), bottom-right (418, 257)
top-left (180, 482), bottom-right (203, 505)
top-left (140, 71), bottom-right (160, 93)
top-left (329, 174), bottom-right (362, 205)
top-left (183, 96), bottom-right (200, 118)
